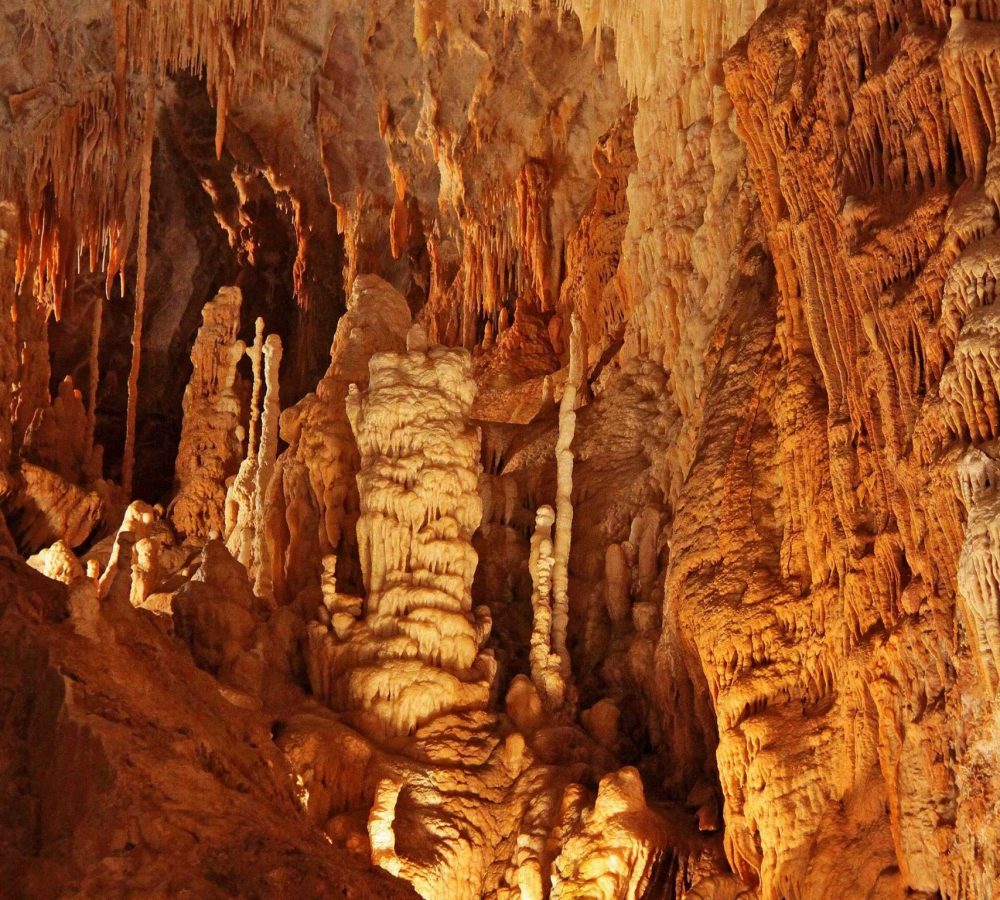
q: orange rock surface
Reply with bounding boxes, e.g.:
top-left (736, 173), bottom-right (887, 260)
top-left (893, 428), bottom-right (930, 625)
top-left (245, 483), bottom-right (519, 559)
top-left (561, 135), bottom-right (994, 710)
top-left (3, 1), bottom-right (1000, 898)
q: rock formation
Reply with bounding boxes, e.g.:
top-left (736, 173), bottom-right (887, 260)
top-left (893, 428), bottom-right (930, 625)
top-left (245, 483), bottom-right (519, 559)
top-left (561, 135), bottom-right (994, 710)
top-left (308, 326), bottom-right (494, 737)
top-left (265, 273), bottom-right (412, 608)
top-left (5, 0), bottom-right (1000, 897)
top-left (170, 285), bottom-right (245, 540)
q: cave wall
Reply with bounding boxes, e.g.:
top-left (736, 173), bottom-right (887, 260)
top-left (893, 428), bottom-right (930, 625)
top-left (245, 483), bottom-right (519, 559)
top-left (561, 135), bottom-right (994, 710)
top-left (3, 0), bottom-right (1000, 898)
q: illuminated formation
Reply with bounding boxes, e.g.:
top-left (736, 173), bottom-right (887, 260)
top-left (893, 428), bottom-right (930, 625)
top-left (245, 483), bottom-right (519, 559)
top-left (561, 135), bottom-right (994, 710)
top-left (5, 1), bottom-right (1000, 898)
top-left (308, 325), bottom-right (495, 736)
top-left (170, 286), bottom-right (245, 540)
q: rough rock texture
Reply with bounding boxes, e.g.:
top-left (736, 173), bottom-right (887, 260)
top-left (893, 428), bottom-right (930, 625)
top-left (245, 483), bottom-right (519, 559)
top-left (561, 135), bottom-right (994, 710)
top-left (170, 286), bottom-right (245, 540)
top-left (5, 0), bottom-right (1000, 898)
top-left (265, 273), bottom-right (413, 607)
top-left (0, 556), bottom-right (415, 899)
top-left (309, 328), bottom-right (495, 737)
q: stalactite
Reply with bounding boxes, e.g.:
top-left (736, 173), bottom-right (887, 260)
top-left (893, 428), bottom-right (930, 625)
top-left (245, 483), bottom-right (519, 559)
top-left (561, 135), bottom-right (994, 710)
top-left (11, 3), bottom-right (1000, 899)
top-left (111, 0), bottom-right (130, 303)
top-left (1, 0), bottom-right (287, 334)
top-left (85, 294), bottom-right (103, 463)
top-left (516, 160), bottom-right (555, 309)
top-left (215, 66), bottom-right (231, 161)
top-left (121, 78), bottom-right (157, 497)
top-left (487, 0), bottom-right (766, 105)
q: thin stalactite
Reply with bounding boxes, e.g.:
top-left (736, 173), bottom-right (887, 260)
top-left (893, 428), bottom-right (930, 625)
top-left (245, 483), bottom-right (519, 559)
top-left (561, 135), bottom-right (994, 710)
top-left (85, 293), bottom-right (102, 460)
top-left (122, 78), bottom-right (157, 496)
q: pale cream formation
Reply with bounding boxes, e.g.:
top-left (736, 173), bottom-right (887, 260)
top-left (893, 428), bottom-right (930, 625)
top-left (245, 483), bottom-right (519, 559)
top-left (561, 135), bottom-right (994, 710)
top-left (265, 274), bottom-right (412, 607)
top-left (224, 319), bottom-right (284, 601)
top-left (308, 327), bottom-right (494, 737)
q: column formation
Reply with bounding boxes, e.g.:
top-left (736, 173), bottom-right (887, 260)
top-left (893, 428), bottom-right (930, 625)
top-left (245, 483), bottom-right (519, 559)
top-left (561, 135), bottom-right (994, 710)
top-left (307, 326), bottom-right (494, 737)
top-left (171, 286), bottom-right (245, 539)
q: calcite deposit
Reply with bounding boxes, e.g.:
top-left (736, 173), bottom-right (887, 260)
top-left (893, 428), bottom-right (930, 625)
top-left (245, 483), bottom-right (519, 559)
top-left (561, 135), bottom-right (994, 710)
top-left (308, 327), bottom-right (495, 736)
top-left (4, 0), bottom-right (1000, 898)
top-left (171, 285), bottom-right (246, 540)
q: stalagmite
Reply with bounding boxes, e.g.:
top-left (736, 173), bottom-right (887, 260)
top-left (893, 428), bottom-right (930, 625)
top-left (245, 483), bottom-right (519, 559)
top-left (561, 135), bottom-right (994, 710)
top-left (27, 540), bottom-right (86, 585)
top-left (253, 333), bottom-right (283, 601)
top-left (551, 313), bottom-right (583, 695)
top-left (96, 499), bottom-right (162, 600)
top-left (266, 275), bottom-right (412, 606)
top-left (22, 377), bottom-right (95, 484)
top-left (10, 1), bottom-right (1000, 897)
top-left (219, 320), bottom-right (283, 603)
top-left (246, 320), bottom-right (266, 458)
top-left (528, 504), bottom-right (566, 711)
top-left (171, 287), bottom-right (245, 539)
top-left (307, 325), bottom-right (493, 736)
top-left (170, 539), bottom-right (264, 684)
top-left (550, 768), bottom-right (666, 900)
top-left (226, 319), bottom-right (266, 572)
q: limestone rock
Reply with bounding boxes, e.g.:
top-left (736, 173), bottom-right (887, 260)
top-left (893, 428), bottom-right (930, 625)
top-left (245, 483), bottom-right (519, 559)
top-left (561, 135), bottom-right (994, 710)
top-left (0, 556), bottom-right (414, 898)
top-left (309, 332), bottom-right (494, 737)
top-left (7, 0), bottom-right (1000, 897)
top-left (1, 463), bottom-right (102, 553)
top-left (266, 274), bottom-right (412, 606)
top-left (171, 286), bottom-right (246, 540)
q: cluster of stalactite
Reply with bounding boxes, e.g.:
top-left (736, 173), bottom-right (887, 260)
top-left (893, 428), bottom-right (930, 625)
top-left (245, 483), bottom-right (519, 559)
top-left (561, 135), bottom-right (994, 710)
top-left (7, 0), bottom-right (1000, 898)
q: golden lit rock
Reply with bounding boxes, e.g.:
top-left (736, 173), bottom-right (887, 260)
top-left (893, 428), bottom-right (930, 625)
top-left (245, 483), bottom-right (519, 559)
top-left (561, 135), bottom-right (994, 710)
top-left (4, 0), bottom-right (1000, 897)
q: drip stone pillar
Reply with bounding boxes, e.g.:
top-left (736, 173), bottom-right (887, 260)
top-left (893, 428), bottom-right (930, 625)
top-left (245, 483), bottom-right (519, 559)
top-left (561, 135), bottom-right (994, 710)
top-left (171, 287), bottom-right (245, 539)
top-left (551, 313), bottom-right (582, 699)
top-left (224, 319), bottom-right (282, 601)
top-left (253, 333), bottom-right (282, 601)
top-left (307, 325), bottom-right (494, 736)
top-left (528, 504), bottom-right (566, 711)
